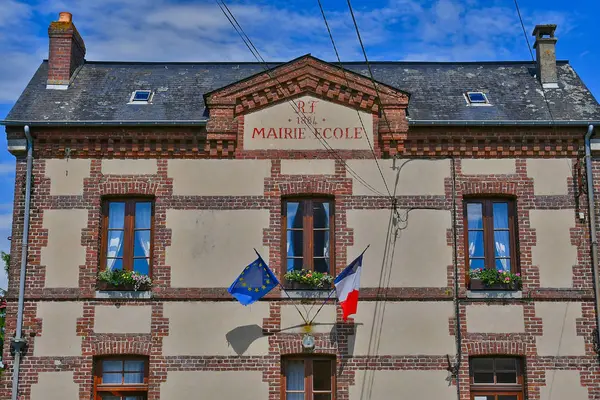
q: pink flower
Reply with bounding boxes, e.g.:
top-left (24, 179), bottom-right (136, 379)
top-left (516, 273), bottom-right (521, 276)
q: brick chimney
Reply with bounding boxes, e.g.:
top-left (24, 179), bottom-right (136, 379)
top-left (47, 12), bottom-right (86, 89)
top-left (532, 24), bottom-right (558, 89)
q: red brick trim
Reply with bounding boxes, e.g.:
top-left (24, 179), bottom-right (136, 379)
top-left (206, 55), bottom-right (409, 115)
top-left (96, 179), bottom-right (160, 197)
top-left (461, 181), bottom-right (519, 196)
top-left (90, 339), bottom-right (153, 356)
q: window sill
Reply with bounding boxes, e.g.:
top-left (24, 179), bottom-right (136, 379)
top-left (467, 290), bottom-right (522, 299)
top-left (281, 289), bottom-right (334, 299)
top-left (95, 290), bottom-right (152, 299)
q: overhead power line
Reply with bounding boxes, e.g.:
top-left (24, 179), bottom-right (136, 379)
top-left (513, 0), bottom-right (556, 123)
top-left (513, 0), bottom-right (535, 61)
top-left (316, 0), bottom-right (392, 199)
top-left (216, 0), bottom-right (388, 197)
top-left (345, 0), bottom-right (396, 143)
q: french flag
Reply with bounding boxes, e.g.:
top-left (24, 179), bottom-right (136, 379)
top-left (334, 253), bottom-right (364, 321)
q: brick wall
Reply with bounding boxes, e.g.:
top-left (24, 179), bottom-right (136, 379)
top-left (2, 57), bottom-right (598, 399)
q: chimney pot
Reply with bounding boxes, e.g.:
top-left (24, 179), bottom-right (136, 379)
top-left (532, 24), bottom-right (558, 88)
top-left (58, 12), bottom-right (72, 23)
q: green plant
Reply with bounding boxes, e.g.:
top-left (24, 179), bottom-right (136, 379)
top-left (284, 269), bottom-right (333, 288)
top-left (1, 252), bottom-right (8, 274)
top-left (469, 268), bottom-right (521, 288)
top-left (97, 269), bottom-right (152, 291)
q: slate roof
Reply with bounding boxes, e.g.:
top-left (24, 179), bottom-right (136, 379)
top-left (4, 56), bottom-right (600, 125)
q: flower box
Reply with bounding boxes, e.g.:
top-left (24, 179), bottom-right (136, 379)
top-left (96, 280), bottom-right (151, 292)
top-left (97, 269), bottom-right (152, 292)
top-left (285, 280), bottom-right (332, 291)
top-left (468, 268), bottom-right (521, 291)
top-left (469, 278), bottom-right (520, 291)
top-left (283, 269), bottom-right (334, 291)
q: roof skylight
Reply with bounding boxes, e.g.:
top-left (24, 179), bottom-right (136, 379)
top-left (466, 91), bottom-right (488, 104)
top-left (130, 90), bottom-right (152, 103)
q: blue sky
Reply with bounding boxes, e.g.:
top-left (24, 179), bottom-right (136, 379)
top-left (0, 0), bottom-right (598, 290)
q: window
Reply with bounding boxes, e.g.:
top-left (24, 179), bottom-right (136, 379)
top-left (466, 91), bottom-right (490, 105)
top-left (283, 198), bottom-right (334, 274)
top-left (470, 357), bottom-right (524, 400)
top-left (465, 198), bottom-right (517, 273)
top-left (94, 357), bottom-right (148, 400)
top-left (282, 357), bottom-right (335, 400)
top-left (129, 90), bottom-right (152, 103)
top-left (101, 199), bottom-right (154, 275)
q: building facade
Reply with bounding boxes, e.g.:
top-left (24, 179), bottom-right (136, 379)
top-left (2, 12), bottom-right (600, 400)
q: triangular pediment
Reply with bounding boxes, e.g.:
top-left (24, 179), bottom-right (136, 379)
top-left (205, 54), bottom-right (410, 116)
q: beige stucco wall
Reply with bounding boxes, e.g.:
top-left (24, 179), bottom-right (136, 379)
top-left (166, 209), bottom-right (269, 287)
top-left (346, 159), bottom-right (449, 196)
top-left (281, 304), bottom-right (336, 334)
top-left (536, 302), bottom-right (585, 356)
top-left (161, 371), bottom-right (268, 399)
top-left (94, 305), bottom-right (152, 334)
top-left (527, 158), bottom-right (572, 195)
top-left (101, 159), bottom-right (158, 175)
top-left (530, 209), bottom-right (577, 287)
top-left (168, 159), bottom-right (270, 196)
top-left (40, 209), bottom-right (87, 288)
top-left (243, 94), bottom-right (373, 151)
top-left (280, 159), bottom-right (336, 175)
top-left (350, 370), bottom-right (454, 400)
top-left (466, 305), bottom-right (525, 333)
top-left (45, 159), bottom-right (90, 195)
top-left (350, 302), bottom-right (455, 355)
top-left (30, 372), bottom-right (78, 400)
top-left (540, 370), bottom-right (587, 400)
top-left (461, 158), bottom-right (516, 175)
top-left (347, 209), bottom-right (451, 287)
top-left (163, 302), bottom-right (270, 356)
top-left (34, 302), bottom-right (82, 357)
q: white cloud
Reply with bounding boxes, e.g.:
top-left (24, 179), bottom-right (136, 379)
top-left (0, 213), bottom-right (12, 231)
top-left (0, 52), bottom-right (42, 103)
top-left (0, 162), bottom-right (15, 176)
top-left (0, 0), bottom-right (576, 103)
top-left (0, 0), bottom-right (32, 28)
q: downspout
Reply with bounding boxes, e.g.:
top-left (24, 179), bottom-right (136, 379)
top-left (11, 125), bottom-right (32, 400)
top-left (584, 124), bottom-right (600, 356)
top-left (451, 157), bottom-right (462, 398)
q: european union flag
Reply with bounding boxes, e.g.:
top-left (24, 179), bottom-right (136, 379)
top-left (228, 253), bottom-right (279, 306)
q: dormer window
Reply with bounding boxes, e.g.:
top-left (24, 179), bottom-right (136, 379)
top-left (129, 90), bottom-right (153, 103)
top-left (466, 91), bottom-right (490, 105)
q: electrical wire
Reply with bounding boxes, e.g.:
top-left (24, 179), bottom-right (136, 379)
top-left (217, 0), bottom-right (384, 196)
top-left (216, 0), bottom-right (387, 197)
top-left (317, 0), bottom-right (392, 199)
top-left (513, 0), bottom-right (535, 61)
top-left (346, 0), bottom-right (396, 144)
top-left (513, 0), bottom-right (557, 123)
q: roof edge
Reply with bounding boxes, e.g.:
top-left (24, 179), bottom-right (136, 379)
top-left (40, 59), bottom-right (571, 66)
top-left (3, 119), bottom-right (597, 128)
top-left (408, 120), bottom-right (600, 126)
top-left (0, 120), bottom-right (208, 127)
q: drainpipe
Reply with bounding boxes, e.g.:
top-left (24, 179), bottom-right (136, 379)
top-left (450, 157), bottom-right (462, 397)
top-left (584, 124), bottom-right (600, 354)
top-left (11, 125), bottom-right (32, 400)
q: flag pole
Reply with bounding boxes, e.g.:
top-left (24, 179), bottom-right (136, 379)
top-left (307, 245), bottom-right (371, 325)
top-left (307, 288), bottom-right (336, 326)
top-left (254, 248), bottom-right (308, 325)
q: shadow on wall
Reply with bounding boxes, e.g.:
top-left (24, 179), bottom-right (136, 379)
top-left (226, 324), bottom-right (264, 355)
